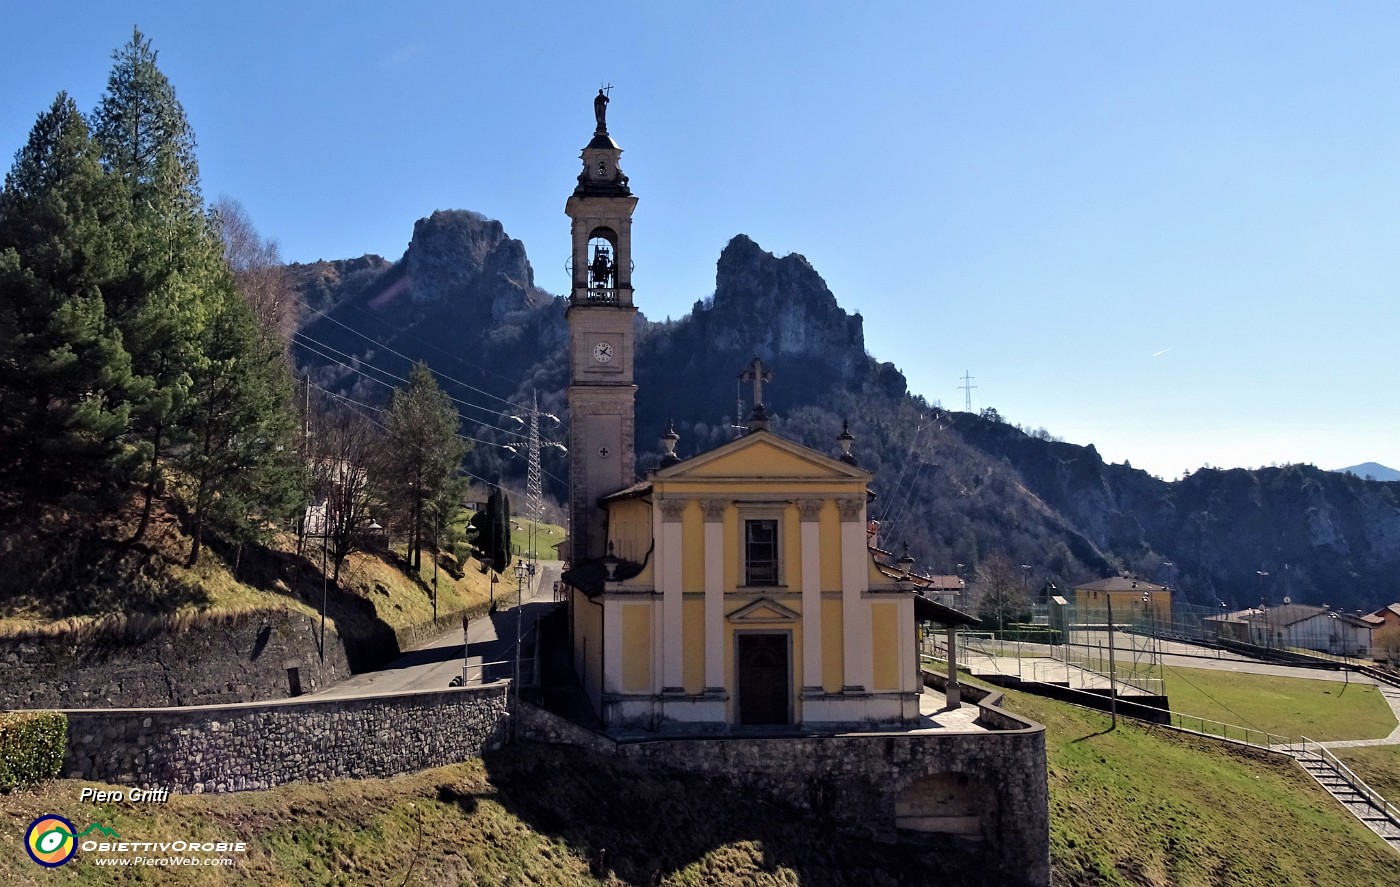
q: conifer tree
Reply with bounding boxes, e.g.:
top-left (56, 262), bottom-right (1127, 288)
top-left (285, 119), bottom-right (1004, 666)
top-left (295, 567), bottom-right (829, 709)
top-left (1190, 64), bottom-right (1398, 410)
top-left (0, 93), bottom-right (139, 518)
top-left (91, 28), bottom-right (218, 542)
top-left (176, 282), bottom-right (303, 566)
top-left (384, 363), bottom-right (470, 570)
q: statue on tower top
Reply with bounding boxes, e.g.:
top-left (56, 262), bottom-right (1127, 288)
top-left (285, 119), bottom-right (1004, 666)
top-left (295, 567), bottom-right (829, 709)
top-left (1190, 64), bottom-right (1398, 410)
top-left (594, 86), bottom-right (610, 133)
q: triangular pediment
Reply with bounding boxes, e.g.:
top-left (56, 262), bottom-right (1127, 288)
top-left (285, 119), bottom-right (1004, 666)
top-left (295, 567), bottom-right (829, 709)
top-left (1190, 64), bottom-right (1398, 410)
top-left (727, 597), bottom-right (801, 623)
top-left (659, 430), bottom-right (869, 481)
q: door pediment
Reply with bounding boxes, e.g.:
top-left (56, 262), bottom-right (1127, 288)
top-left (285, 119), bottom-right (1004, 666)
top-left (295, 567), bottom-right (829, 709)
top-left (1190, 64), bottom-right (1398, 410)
top-left (727, 597), bottom-right (800, 624)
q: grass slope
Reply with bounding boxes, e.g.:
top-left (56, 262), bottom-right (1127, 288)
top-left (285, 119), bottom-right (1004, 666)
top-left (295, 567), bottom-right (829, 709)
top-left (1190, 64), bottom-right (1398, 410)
top-left (1334, 746), bottom-right (1400, 807)
top-left (994, 683), bottom-right (1400, 886)
top-left (0, 747), bottom-right (997, 887)
top-left (4, 686), bottom-right (1399, 886)
top-left (1159, 665), bottom-right (1395, 742)
top-left (0, 496), bottom-right (503, 650)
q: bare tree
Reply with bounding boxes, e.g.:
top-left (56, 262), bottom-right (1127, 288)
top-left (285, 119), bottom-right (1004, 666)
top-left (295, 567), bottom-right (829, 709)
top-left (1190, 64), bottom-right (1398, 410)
top-left (972, 553), bottom-right (1032, 634)
top-left (308, 405), bottom-right (386, 584)
top-left (215, 197), bottom-right (299, 349)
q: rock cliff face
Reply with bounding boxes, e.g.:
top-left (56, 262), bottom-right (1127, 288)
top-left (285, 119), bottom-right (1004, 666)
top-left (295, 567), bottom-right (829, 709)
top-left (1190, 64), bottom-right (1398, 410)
top-left (289, 211), bottom-right (1400, 612)
top-left (706, 235), bottom-right (866, 375)
top-left (403, 210), bottom-right (545, 320)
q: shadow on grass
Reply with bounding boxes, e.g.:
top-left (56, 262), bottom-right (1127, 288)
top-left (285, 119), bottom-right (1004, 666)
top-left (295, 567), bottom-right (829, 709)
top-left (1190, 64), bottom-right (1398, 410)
top-left (479, 743), bottom-right (1010, 887)
top-left (1069, 725), bottom-right (1118, 743)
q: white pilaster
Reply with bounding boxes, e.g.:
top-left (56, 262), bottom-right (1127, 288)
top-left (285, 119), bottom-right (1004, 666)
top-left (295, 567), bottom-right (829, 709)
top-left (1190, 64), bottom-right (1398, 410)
top-left (838, 497), bottom-right (872, 692)
top-left (798, 500), bottom-right (824, 693)
top-left (702, 500), bottom-right (726, 692)
top-left (659, 499), bottom-right (686, 693)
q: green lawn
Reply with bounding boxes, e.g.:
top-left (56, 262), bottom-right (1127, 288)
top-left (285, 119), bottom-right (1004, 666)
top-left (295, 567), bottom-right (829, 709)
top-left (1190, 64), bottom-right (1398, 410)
top-left (1159, 665), bottom-right (1395, 742)
top-left (511, 518), bottom-right (566, 562)
top-left (994, 680), bottom-right (1400, 886)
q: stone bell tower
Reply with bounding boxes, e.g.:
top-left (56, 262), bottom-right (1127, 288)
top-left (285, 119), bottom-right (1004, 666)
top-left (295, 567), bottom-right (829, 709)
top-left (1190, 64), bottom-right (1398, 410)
top-left (566, 88), bottom-right (638, 564)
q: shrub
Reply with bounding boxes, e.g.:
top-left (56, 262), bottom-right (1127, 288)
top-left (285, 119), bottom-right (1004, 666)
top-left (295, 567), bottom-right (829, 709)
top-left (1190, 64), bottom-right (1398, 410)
top-left (0, 711), bottom-right (67, 792)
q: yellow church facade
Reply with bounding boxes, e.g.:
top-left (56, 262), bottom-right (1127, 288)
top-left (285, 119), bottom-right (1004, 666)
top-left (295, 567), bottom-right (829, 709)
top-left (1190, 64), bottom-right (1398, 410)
top-left (568, 430), bottom-right (923, 730)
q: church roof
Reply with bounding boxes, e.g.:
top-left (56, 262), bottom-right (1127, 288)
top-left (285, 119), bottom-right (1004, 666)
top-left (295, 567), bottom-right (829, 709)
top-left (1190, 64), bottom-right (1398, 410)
top-left (914, 593), bottom-right (981, 627)
top-left (653, 428), bottom-right (870, 482)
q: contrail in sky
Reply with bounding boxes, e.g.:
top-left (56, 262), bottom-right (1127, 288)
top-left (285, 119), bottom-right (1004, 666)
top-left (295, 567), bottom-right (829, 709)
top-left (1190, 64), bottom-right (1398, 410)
top-left (1152, 347), bottom-right (1173, 357)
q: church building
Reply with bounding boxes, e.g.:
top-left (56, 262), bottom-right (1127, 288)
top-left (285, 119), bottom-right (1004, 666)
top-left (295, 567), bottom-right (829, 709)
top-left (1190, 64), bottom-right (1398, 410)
top-left (560, 91), bottom-right (972, 731)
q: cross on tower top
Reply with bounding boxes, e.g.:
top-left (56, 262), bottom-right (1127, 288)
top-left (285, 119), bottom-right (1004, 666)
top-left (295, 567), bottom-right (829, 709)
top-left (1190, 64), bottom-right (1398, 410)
top-left (739, 357), bottom-right (775, 432)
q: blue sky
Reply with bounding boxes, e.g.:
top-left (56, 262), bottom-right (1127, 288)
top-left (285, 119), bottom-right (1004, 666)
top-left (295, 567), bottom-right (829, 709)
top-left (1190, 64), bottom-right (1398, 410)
top-left (3, 3), bottom-right (1397, 480)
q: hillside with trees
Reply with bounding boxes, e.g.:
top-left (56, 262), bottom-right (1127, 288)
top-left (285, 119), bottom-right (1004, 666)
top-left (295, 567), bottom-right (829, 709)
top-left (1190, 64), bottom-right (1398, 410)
top-left (0, 32), bottom-right (478, 642)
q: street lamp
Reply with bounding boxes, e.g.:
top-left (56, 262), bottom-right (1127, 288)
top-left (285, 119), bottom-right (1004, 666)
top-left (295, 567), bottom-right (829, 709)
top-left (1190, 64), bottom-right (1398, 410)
top-left (514, 559), bottom-right (527, 712)
top-left (1330, 612), bottom-right (1350, 685)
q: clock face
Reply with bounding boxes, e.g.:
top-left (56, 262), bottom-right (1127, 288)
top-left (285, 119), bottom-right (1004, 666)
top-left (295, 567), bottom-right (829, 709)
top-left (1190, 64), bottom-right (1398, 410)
top-left (592, 341), bottom-right (614, 363)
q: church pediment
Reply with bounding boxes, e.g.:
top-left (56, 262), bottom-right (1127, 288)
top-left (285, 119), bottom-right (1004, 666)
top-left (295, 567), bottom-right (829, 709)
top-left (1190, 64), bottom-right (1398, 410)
top-left (727, 597), bottom-right (801, 624)
top-left (660, 431), bottom-right (868, 481)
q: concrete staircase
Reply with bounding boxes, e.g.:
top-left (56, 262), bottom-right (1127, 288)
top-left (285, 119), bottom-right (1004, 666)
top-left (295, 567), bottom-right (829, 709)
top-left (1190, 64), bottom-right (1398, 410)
top-left (1292, 741), bottom-right (1400, 852)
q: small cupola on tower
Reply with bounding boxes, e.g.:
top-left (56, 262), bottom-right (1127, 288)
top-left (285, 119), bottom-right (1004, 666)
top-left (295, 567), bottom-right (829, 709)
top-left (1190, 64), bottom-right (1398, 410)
top-left (568, 86), bottom-right (636, 309)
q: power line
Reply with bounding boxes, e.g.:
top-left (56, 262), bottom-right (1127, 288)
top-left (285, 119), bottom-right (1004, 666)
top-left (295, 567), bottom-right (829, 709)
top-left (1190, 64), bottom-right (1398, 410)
top-left (299, 287), bottom-right (525, 388)
top-left (292, 294), bottom-right (525, 413)
top-left (293, 330), bottom-right (526, 431)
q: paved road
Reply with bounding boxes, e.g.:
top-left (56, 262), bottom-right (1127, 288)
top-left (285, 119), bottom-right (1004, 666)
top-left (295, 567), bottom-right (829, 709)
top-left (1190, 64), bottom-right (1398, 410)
top-left (315, 561), bottom-right (563, 698)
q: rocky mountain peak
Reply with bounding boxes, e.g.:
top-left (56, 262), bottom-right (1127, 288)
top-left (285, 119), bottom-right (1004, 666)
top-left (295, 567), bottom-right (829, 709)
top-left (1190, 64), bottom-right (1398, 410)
top-left (710, 234), bottom-right (865, 365)
top-left (403, 210), bottom-right (543, 320)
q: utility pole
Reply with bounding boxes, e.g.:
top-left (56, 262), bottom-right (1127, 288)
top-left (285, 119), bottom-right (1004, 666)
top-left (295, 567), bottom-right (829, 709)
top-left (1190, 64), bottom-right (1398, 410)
top-left (1106, 595), bottom-right (1118, 728)
top-left (511, 391), bottom-right (560, 570)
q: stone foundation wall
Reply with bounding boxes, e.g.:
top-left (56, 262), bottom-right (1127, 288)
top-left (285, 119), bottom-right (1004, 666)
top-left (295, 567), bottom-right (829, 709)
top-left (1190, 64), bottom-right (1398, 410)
top-left (518, 696), bottom-right (1050, 887)
top-left (0, 612), bottom-right (352, 709)
top-left (59, 682), bottom-right (509, 793)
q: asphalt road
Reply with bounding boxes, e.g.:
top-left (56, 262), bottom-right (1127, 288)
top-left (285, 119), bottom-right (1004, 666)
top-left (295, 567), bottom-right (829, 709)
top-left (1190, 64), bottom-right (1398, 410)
top-left (314, 561), bottom-right (562, 698)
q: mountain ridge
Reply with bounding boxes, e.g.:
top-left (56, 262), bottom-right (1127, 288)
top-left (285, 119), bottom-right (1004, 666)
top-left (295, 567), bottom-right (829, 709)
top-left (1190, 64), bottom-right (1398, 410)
top-left (286, 210), bottom-right (1400, 612)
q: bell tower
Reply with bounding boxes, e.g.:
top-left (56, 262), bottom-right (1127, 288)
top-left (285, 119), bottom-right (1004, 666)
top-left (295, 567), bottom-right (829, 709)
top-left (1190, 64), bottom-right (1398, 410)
top-left (566, 88), bottom-right (638, 564)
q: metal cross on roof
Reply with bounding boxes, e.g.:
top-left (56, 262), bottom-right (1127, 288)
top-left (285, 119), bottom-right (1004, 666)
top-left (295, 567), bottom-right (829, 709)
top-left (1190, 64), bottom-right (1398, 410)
top-left (739, 356), bottom-right (774, 408)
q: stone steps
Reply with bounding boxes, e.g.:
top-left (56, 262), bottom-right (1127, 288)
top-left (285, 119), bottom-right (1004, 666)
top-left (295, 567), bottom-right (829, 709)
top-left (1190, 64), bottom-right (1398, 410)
top-left (1292, 753), bottom-right (1400, 851)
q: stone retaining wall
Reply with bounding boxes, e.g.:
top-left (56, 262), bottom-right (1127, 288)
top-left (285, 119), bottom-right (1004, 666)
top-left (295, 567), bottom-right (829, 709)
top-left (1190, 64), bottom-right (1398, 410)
top-left (517, 690), bottom-right (1050, 887)
top-left (0, 612), bottom-right (352, 710)
top-left (59, 682), bottom-right (509, 793)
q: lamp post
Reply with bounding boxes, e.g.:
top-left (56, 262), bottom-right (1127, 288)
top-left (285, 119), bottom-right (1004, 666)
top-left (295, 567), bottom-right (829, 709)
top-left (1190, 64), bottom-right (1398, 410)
top-left (514, 559), bottom-right (527, 713)
top-left (1330, 612), bottom-right (1350, 685)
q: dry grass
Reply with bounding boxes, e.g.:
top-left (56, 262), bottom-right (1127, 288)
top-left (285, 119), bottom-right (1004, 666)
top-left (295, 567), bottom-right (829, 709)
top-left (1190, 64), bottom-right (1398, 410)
top-left (0, 747), bottom-right (998, 887)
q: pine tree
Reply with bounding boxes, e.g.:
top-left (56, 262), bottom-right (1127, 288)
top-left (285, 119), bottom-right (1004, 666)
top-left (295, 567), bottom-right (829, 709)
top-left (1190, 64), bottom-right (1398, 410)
top-left (175, 282), bottom-right (303, 566)
top-left (0, 93), bottom-right (139, 518)
top-left (383, 363), bottom-right (469, 571)
top-left (91, 28), bottom-right (218, 542)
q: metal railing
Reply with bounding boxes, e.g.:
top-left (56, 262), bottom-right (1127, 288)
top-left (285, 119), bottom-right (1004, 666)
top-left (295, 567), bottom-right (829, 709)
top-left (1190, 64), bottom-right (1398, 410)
top-left (1163, 712), bottom-right (1293, 750)
top-left (1295, 737), bottom-right (1400, 828)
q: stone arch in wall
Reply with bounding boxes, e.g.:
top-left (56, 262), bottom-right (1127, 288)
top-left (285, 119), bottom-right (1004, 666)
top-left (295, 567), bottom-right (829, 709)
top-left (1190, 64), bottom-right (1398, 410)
top-left (895, 771), bottom-right (999, 843)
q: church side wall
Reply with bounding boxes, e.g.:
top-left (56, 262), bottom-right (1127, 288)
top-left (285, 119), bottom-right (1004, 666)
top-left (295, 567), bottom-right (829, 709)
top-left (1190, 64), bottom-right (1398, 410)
top-left (571, 589), bottom-right (604, 713)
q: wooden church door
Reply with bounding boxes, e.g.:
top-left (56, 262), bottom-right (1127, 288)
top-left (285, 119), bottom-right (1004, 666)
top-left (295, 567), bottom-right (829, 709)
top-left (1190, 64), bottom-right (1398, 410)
top-left (737, 633), bottom-right (790, 726)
